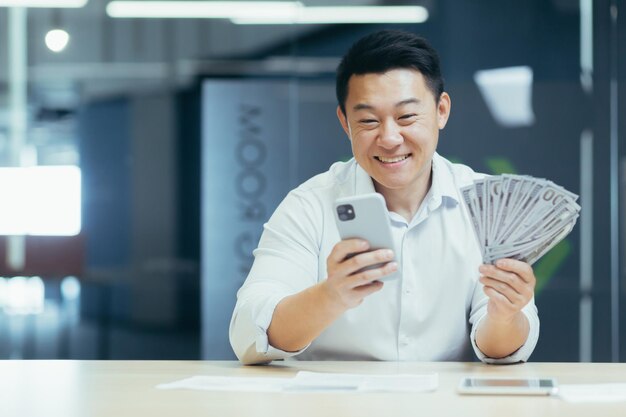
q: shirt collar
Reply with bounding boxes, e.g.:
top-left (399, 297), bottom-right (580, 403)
top-left (353, 153), bottom-right (459, 209)
top-left (430, 152), bottom-right (460, 210)
top-left (354, 161), bottom-right (377, 195)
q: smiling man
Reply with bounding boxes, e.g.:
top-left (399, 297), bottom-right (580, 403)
top-left (229, 30), bottom-right (539, 365)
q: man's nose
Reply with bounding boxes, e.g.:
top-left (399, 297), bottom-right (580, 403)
top-left (377, 121), bottom-right (403, 148)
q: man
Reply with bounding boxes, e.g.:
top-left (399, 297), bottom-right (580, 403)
top-left (229, 30), bottom-right (539, 365)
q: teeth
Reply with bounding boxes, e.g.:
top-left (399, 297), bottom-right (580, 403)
top-left (377, 154), bottom-right (409, 163)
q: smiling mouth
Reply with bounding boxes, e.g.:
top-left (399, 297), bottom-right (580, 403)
top-left (375, 154), bottom-right (411, 164)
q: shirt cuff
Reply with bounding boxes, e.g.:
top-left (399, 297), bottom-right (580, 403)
top-left (470, 304), bottom-right (540, 364)
top-left (253, 292), bottom-right (309, 360)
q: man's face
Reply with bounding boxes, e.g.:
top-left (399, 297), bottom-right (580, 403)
top-left (337, 68), bottom-right (451, 195)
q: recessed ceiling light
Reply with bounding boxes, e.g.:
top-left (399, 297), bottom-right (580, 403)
top-left (233, 6), bottom-right (430, 25)
top-left (105, 2), bottom-right (429, 24)
top-left (0, 0), bottom-right (88, 7)
top-left (106, 1), bottom-right (301, 19)
top-left (45, 29), bottom-right (70, 52)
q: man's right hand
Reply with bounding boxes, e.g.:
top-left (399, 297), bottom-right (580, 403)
top-left (267, 239), bottom-right (396, 352)
top-left (322, 238), bottom-right (397, 311)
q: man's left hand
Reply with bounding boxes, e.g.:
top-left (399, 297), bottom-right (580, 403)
top-left (478, 259), bottom-right (536, 323)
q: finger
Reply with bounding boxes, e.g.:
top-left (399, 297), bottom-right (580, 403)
top-left (346, 261), bottom-right (398, 288)
top-left (337, 249), bottom-right (395, 277)
top-left (478, 265), bottom-right (526, 294)
top-left (493, 258), bottom-right (535, 284)
top-left (329, 239), bottom-right (369, 265)
top-left (352, 280), bottom-right (385, 298)
top-left (481, 277), bottom-right (524, 305)
top-left (483, 285), bottom-right (516, 307)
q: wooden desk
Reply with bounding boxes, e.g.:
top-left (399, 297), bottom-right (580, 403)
top-left (1, 361), bottom-right (625, 417)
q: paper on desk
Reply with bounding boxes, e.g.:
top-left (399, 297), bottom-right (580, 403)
top-left (157, 376), bottom-right (290, 392)
top-left (157, 371), bottom-right (438, 393)
top-left (288, 371), bottom-right (438, 392)
top-left (558, 383), bottom-right (626, 403)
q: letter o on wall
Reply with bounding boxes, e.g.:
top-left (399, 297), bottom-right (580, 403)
top-left (236, 170), bottom-right (267, 199)
top-left (236, 139), bottom-right (267, 167)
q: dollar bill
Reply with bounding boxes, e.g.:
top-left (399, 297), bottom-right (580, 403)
top-left (460, 174), bottom-right (580, 265)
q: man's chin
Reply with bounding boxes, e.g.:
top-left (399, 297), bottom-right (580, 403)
top-left (372, 178), bottom-right (412, 193)
top-left (371, 169), bottom-right (431, 194)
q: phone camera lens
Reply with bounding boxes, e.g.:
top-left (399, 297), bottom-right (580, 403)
top-left (337, 204), bottom-right (355, 221)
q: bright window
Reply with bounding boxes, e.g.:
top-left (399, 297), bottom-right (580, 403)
top-left (0, 166), bottom-right (81, 236)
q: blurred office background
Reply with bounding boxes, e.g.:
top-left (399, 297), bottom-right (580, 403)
top-left (0, 0), bottom-right (624, 362)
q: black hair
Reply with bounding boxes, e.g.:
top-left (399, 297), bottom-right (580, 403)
top-left (336, 30), bottom-right (444, 115)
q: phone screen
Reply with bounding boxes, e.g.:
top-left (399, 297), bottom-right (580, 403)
top-left (464, 378), bottom-right (554, 388)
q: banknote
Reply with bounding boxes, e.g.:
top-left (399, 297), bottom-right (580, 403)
top-left (460, 174), bottom-right (580, 265)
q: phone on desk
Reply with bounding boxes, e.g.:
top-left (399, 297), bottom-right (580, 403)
top-left (333, 193), bottom-right (398, 281)
top-left (457, 377), bottom-right (558, 396)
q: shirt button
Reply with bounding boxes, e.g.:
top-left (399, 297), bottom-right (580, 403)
top-left (404, 288), bottom-right (411, 295)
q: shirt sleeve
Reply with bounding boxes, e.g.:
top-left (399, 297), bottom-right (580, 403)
top-left (229, 190), bottom-right (321, 365)
top-left (468, 279), bottom-right (540, 364)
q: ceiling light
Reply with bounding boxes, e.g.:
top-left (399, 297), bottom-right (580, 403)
top-left (0, 0), bottom-right (88, 7)
top-left (45, 29), bottom-right (70, 52)
top-left (474, 66), bottom-right (535, 128)
top-left (106, 1), bottom-right (301, 19)
top-left (232, 6), bottom-right (429, 24)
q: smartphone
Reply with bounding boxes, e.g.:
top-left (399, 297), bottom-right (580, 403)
top-left (457, 377), bottom-right (559, 396)
top-left (333, 193), bottom-right (398, 281)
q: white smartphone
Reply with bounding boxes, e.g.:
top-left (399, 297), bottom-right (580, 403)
top-left (333, 193), bottom-right (398, 281)
top-left (457, 377), bottom-right (559, 396)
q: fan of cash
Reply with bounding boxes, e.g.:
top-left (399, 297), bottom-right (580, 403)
top-left (460, 175), bottom-right (581, 265)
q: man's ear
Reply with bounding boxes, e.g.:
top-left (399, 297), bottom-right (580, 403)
top-left (336, 106), bottom-right (351, 139)
top-left (437, 92), bottom-right (452, 130)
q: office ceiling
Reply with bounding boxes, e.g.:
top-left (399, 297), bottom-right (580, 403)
top-left (0, 0), bottom-right (434, 168)
top-left (0, 0), bottom-right (424, 107)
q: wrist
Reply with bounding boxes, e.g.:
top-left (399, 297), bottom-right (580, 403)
top-left (486, 310), bottom-right (525, 326)
top-left (476, 311), bottom-right (530, 359)
top-left (317, 281), bottom-right (349, 316)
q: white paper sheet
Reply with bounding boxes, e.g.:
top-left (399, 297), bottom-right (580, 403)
top-left (289, 371), bottom-right (438, 392)
top-left (156, 376), bottom-right (290, 392)
top-left (558, 383), bottom-right (626, 403)
top-left (157, 371), bottom-right (438, 393)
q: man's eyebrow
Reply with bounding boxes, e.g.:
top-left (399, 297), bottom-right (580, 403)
top-left (352, 98), bottom-right (421, 112)
top-left (396, 98), bottom-right (420, 107)
top-left (352, 103), bottom-right (375, 112)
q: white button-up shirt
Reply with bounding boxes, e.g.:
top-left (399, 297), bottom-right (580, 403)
top-left (229, 153), bottom-right (539, 365)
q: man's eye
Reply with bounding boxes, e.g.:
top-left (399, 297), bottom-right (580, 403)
top-left (360, 119), bottom-right (378, 124)
top-left (399, 114), bottom-right (417, 120)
